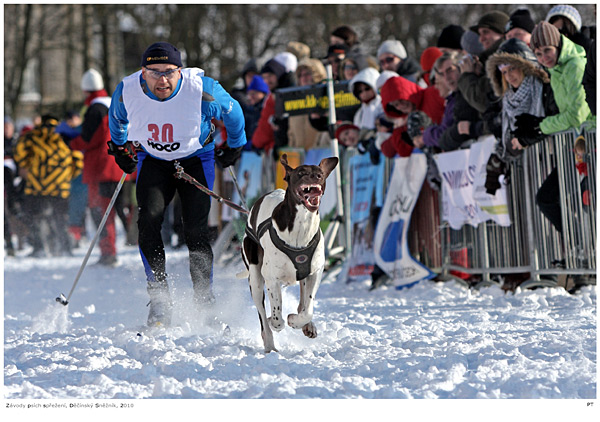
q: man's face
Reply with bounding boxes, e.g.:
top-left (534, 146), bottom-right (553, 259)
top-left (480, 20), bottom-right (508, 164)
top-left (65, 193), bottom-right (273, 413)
top-left (142, 64), bottom-right (181, 100)
top-left (261, 72), bottom-right (278, 91)
top-left (247, 89), bottom-right (265, 106)
top-left (478, 27), bottom-right (503, 50)
top-left (437, 59), bottom-right (460, 92)
top-left (505, 28), bottom-right (531, 45)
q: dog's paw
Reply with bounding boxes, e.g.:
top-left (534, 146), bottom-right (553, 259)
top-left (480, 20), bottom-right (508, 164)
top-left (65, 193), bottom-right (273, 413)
top-left (302, 321), bottom-right (318, 339)
top-left (287, 312), bottom-right (312, 329)
top-left (268, 316), bottom-right (284, 332)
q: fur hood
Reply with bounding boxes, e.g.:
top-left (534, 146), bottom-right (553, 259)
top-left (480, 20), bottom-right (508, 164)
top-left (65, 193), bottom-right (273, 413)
top-left (486, 39), bottom-right (550, 97)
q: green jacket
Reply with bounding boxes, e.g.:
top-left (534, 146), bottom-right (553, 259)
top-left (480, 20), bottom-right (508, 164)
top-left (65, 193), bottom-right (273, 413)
top-left (540, 35), bottom-right (593, 134)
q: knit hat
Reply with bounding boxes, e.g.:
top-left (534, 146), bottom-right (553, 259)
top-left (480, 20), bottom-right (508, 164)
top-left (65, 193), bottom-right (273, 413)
top-left (460, 30), bottom-right (485, 56)
top-left (80, 69), bottom-right (104, 91)
top-left (274, 52), bottom-right (298, 73)
top-left (460, 29), bottom-right (485, 56)
top-left (531, 21), bottom-right (562, 50)
top-left (420, 47), bottom-right (443, 73)
top-left (141, 42), bottom-right (182, 67)
top-left (335, 121), bottom-right (360, 144)
top-left (546, 4), bottom-right (582, 31)
top-left (437, 25), bottom-right (465, 50)
top-left (287, 41), bottom-right (311, 61)
top-left (247, 75), bottom-right (270, 94)
top-left (260, 58), bottom-right (287, 79)
top-left (377, 40), bottom-right (407, 60)
top-left (470, 11), bottom-right (510, 35)
top-left (505, 9), bottom-right (536, 34)
top-left (241, 58), bottom-right (258, 77)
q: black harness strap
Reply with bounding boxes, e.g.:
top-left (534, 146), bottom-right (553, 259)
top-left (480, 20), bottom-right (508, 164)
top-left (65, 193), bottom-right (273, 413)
top-left (245, 218), bottom-right (321, 280)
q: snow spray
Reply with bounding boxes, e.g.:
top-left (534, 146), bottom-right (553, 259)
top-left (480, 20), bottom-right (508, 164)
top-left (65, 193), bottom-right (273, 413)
top-left (31, 302), bottom-right (72, 334)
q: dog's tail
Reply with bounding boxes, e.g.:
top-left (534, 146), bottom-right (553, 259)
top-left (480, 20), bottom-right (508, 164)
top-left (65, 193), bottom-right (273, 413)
top-left (236, 270), bottom-right (249, 279)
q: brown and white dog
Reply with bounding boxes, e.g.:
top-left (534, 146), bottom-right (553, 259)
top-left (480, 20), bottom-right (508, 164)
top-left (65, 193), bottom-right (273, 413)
top-left (241, 154), bottom-right (338, 353)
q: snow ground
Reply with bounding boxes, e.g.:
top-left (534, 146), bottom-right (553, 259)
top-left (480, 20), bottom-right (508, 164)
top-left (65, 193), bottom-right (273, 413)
top-left (2, 232), bottom-right (598, 420)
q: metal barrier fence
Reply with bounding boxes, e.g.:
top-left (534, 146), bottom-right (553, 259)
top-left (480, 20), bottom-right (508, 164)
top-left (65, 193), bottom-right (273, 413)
top-left (215, 127), bottom-right (595, 289)
top-left (437, 127), bottom-right (596, 287)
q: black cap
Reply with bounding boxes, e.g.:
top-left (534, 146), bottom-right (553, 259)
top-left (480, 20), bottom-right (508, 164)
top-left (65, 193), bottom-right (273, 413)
top-left (437, 25), bottom-right (465, 50)
top-left (260, 58), bottom-right (286, 79)
top-left (505, 9), bottom-right (535, 34)
top-left (141, 42), bottom-right (182, 67)
top-left (327, 43), bottom-right (349, 57)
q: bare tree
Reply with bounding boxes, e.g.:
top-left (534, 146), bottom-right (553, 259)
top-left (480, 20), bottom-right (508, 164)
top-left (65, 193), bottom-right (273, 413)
top-left (4, 4), bottom-right (33, 116)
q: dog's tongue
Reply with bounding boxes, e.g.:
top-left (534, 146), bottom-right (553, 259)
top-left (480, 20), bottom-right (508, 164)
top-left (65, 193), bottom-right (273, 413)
top-left (302, 185), bottom-right (322, 209)
top-left (307, 194), bottom-right (320, 207)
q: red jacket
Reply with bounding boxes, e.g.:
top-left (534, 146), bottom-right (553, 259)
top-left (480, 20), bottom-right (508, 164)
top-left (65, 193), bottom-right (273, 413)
top-left (70, 91), bottom-right (129, 184)
top-left (379, 76), bottom-right (445, 157)
top-left (251, 93), bottom-right (275, 152)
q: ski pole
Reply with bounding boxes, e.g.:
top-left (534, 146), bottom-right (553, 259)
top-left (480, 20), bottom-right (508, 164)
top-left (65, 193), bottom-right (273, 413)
top-left (56, 172), bottom-right (127, 306)
top-left (228, 167), bottom-right (249, 212)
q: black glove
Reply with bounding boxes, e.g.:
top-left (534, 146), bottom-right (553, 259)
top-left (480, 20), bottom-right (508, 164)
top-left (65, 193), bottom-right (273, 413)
top-left (513, 113), bottom-right (544, 141)
top-left (215, 145), bottom-right (243, 168)
top-left (107, 141), bottom-right (138, 174)
top-left (368, 138), bottom-right (380, 166)
top-left (484, 153), bottom-right (506, 195)
top-left (406, 111), bottom-right (432, 140)
top-left (357, 139), bottom-right (369, 154)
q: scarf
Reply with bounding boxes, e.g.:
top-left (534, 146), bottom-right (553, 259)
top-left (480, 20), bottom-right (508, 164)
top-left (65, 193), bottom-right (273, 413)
top-left (501, 75), bottom-right (545, 158)
top-left (355, 95), bottom-right (382, 129)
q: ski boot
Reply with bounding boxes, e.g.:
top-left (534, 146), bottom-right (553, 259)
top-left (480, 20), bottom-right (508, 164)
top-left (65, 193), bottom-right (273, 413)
top-left (146, 280), bottom-right (173, 327)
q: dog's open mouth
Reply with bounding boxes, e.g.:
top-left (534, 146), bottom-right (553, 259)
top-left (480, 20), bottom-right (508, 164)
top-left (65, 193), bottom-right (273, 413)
top-left (298, 184), bottom-right (323, 211)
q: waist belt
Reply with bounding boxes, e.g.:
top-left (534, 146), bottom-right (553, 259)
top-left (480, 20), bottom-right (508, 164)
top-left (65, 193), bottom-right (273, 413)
top-left (245, 218), bottom-right (321, 281)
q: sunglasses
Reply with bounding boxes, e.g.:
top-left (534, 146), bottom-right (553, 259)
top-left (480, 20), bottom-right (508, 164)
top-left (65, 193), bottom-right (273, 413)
top-left (379, 57), bottom-right (397, 65)
top-left (145, 67), bottom-right (180, 80)
top-left (344, 64), bottom-right (358, 71)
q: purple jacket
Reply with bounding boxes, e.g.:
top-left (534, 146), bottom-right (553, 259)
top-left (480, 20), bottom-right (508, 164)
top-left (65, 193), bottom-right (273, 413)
top-left (423, 92), bottom-right (456, 147)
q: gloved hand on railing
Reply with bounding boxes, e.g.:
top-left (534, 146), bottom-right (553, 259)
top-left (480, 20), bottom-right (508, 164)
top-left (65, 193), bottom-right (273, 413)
top-left (513, 113), bottom-right (545, 142)
top-left (107, 141), bottom-right (138, 174)
top-left (484, 153), bottom-right (506, 195)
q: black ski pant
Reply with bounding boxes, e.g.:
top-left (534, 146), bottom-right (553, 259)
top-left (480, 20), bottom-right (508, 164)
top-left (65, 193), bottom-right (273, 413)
top-left (536, 167), bottom-right (562, 233)
top-left (136, 154), bottom-right (214, 296)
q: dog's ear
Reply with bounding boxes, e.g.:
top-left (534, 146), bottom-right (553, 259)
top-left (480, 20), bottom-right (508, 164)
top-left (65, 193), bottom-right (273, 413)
top-left (319, 157), bottom-right (339, 178)
top-left (280, 154), bottom-right (293, 182)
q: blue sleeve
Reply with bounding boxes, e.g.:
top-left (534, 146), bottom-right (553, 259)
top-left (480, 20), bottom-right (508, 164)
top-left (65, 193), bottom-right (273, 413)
top-left (203, 77), bottom-right (247, 149)
top-left (108, 81), bottom-right (129, 146)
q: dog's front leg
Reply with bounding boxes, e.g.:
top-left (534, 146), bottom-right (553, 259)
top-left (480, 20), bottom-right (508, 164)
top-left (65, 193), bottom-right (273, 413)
top-left (249, 266), bottom-right (277, 353)
top-left (265, 279), bottom-right (285, 332)
top-left (287, 268), bottom-right (322, 338)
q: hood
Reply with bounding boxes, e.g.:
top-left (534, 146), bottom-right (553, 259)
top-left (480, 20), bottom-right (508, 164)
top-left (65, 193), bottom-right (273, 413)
top-left (296, 58), bottom-right (327, 83)
top-left (349, 67), bottom-right (380, 93)
top-left (486, 39), bottom-right (549, 97)
top-left (379, 76), bottom-right (423, 118)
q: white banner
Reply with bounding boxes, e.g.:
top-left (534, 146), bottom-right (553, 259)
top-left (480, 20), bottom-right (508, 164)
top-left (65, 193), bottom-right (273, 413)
top-left (434, 136), bottom-right (511, 230)
top-left (373, 151), bottom-right (435, 288)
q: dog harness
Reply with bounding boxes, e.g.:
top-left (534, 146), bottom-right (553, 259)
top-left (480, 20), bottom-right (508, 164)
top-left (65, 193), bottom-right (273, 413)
top-left (245, 218), bottom-right (321, 281)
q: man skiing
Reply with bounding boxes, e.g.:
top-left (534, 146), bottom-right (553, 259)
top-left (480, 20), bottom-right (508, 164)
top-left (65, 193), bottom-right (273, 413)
top-left (108, 41), bottom-right (246, 327)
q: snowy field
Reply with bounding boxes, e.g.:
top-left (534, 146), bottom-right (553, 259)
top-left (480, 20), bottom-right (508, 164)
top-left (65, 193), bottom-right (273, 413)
top-left (2, 229), bottom-right (598, 420)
